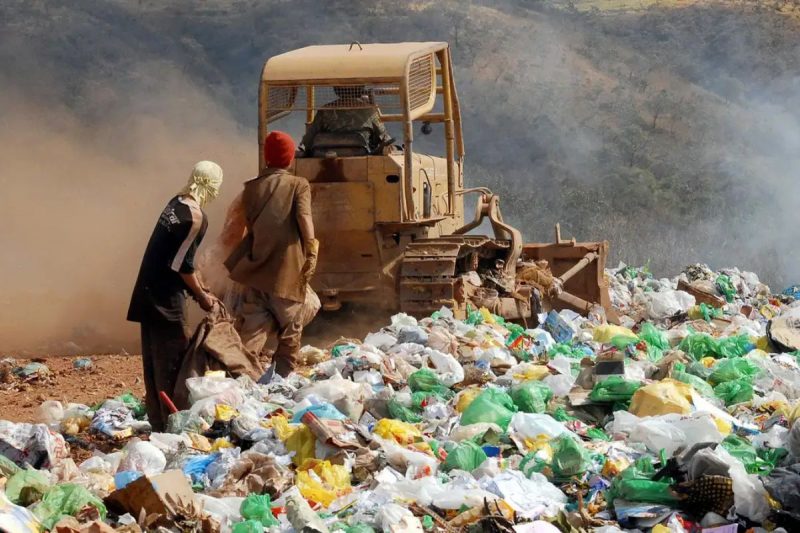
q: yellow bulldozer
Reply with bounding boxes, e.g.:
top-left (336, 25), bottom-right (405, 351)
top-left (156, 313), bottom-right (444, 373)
top-left (258, 42), bottom-right (616, 324)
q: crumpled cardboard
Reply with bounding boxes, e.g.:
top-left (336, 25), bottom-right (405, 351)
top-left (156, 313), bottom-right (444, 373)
top-left (105, 470), bottom-right (201, 522)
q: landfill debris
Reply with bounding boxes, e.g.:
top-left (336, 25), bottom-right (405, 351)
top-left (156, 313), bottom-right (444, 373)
top-left (3, 262), bottom-right (800, 531)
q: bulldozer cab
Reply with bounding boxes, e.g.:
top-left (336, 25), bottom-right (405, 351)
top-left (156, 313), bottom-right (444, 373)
top-left (259, 42), bottom-right (467, 311)
top-left (259, 42), bottom-right (615, 322)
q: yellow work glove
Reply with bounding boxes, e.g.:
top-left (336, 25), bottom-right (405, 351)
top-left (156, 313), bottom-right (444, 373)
top-left (301, 238), bottom-right (320, 286)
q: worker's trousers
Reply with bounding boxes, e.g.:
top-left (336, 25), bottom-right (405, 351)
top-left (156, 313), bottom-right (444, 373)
top-left (236, 289), bottom-right (305, 377)
top-left (140, 319), bottom-right (189, 432)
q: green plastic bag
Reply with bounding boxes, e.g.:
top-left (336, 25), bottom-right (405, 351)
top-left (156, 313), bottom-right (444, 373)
top-left (551, 436), bottom-right (590, 481)
top-left (232, 519), bottom-right (264, 533)
top-left (716, 335), bottom-right (752, 358)
top-left (678, 333), bottom-right (719, 360)
top-left (407, 368), bottom-right (454, 399)
top-left (638, 322), bottom-right (669, 361)
top-left (33, 483), bottom-right (107, 530)
top-left (442, 441), bottom-right (488, 472)
top-left (240, 493), bottom-right (278, 527)
top-left (586, 427), bottom-right (611, 441)
top-left (610, 335), bottom-right (640, 350)
top-left (6, 469), bottom-right (51, 506)
top-left (698, 303), bottom-right (723, 321)
top-left (519, 451), bottom-right (549, 478)
top-left (686, 361), bottom-right (713, 380)
top-left (708, 358), bottom-right (760, 386)
top-left (548, 343), bottom-right (586, 358)
top-left (607, 458), bottom-right (677, 505)
top-left (511, 381), bottom-right (553, 413)
top-left (387, 399), bottom-right (422, 423)
top-left (716, 274), bottom-right (736, 302)
top-left (720, 435), bottom-right (774, 475)
top-left (116, 392), bottom-right (146, 418)
top-left (714, 379), bottom-right (754, 406)
top-left (673, 368), bottom-right (715, 398)
top-left (460, 388), bottom-right (517, 430)
top-left (589, 376), bottom-right (641, 403)
top-left (551, 406), bottom-right (578, 422)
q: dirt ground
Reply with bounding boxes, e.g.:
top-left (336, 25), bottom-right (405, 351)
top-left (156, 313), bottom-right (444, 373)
top-left (1, 354), bottom-right (145, 423)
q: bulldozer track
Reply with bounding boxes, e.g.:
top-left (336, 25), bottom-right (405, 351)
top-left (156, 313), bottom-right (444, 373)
top-left (398, 235), bottom-right (512, 317)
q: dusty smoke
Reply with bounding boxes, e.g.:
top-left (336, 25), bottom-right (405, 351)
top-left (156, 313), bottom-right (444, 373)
top-left (0, 65), bottom-right (253, 355)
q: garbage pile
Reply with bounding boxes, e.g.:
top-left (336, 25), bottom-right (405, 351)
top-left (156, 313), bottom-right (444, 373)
top-left (4, 263), bottom-right (800, 532)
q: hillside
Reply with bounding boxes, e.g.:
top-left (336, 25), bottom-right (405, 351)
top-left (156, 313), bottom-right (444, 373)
top-left (1, 0), bottom-right (798, 352)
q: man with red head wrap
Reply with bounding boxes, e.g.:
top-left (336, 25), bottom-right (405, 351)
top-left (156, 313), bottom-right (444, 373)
top-left (225, 131), bottom-right (319, 377)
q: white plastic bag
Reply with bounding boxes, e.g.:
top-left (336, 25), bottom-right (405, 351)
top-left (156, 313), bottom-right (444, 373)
top-left (646, 290), bottom-right (695, 319)
top-left (118, 440), bottom-right (166, 476)
top-left (425, 348), bottom-right (464, 386)
top-left (377, 503), bottom-right (424, 532)
top-left (508, 413), bottom-right (577, 451)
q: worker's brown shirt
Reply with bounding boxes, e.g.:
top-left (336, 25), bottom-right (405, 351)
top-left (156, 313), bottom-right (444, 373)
top-left (225, 168), bottom-right (311, 303)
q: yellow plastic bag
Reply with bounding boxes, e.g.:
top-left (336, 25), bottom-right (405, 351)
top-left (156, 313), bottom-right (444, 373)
top-left (296, 459), bottom-right (351, 507)
top-left (479, 307), bottom-right (496, 324)
top-left (373, 419), bottom-right (422, 445)
top-left (273, 415), bottom-right (316, 465)
top-left (215, 404), bottom-right (238, 422)
top-left (511, 364), bottom-right (551, 382)
top-left (629, 379), bottom-right (693, 417)
top-left (700, 357), bottom-right (717, 368)
top-left (522, 434), bottom-right (553, 459)
top-left (593, 324), bottom-right (635, 344)
top-left (455, 387), bottom-right (482, 413)
top-left (188, 433), bottom-right (212, 452)
top-left (211, 438), bottom-right (234, 451)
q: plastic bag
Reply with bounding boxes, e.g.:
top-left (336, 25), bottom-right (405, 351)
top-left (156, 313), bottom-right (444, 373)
top-left (291, 402), bottom-right (347, 423)
top-left (716, 335), bottom-right (752, 358)
top-left (455, 387), bottom-right (483, 413)
top-left (373, 418), bottom-right (422, 445)
top-left (721, 435), bottom-right (775, 475)
top-left (607, 457), bottom-right (677, 505)
top-left (33, 483), bottom-right (107, 530)
top-left (646, 290), bottom-right (695, 319)
top-left (510, 381), bottom-right (553, 414)
top-left (6, 468), bottom-right (51, 505)
top-left (407, 368), bottom-right (454, 399)
top-left (426, 348), bottom-right (465, 386)
top-left (628, 379), bottom-right (693, 417)
top-left (714, 379), bottom-right (754, 406)
top-left (678, 333), bottom-right (719, 360)
top-left (296, 460), bottom-right (352, 507)
top-left (589, 376), bottom-right (641, 403)
top-left (442, 441), bottom-right (488, 472)
top-left (639, 322), bottom-right (669, 361)
top-left (550, 436), bottom-right (590, 481)
top-left (232, 519), bottom-right (264, 533)
top-left (716, 274), bottom-right (736, 302)
top-left (593, 325), bottom-right (636, 344)
top-left (672, 363), bottom-right (715, 397)
top-left (273, 415), bottom-right (316, 466)
top-left (116, 392), bottom-right (146, 419)
top-left (708, 358), bottom-right (759, 385)
top-left (117, 440), bottom-right (166, 476)
top-left (387, 399), bottom-right (423, 423)
top-left (240, 493), bottom-right (278, 527)
top-left (460, 388), bottom-right (518, 430)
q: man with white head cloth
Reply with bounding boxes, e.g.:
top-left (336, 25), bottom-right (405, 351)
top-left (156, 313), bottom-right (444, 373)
top-left (127, 160), bottom-right (223, 431)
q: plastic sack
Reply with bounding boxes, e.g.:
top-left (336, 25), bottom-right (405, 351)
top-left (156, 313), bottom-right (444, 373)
top-left (182, 454), bottom-right (218, 483)
top-left (387, 399), bottom-right (423, 423)
top-left (33, 483), bottom-right (107, 530)
top-left (117, 440), bottom-right (166, 476)
top-left (708, 358), bottom-right (759, 385)
top-left (455, 387), bottom-right (483, 413)
top-left (646, 290), bottom-right (695, 319)
top-left (407, 368), bottom-right (454, 399)
top-left (550, 435), bottom-right (590, 481)
top-left (232, 519), bottom-right (264, 533)
top-left (240, 493), bottom-right (278, 527)
top-left (296, 460), bottom-right (352, 507)
top-left (273, 415), bottom-right (316, 466)
top-left (593, 325), bottom-right (635, 344)
top-left (629, 379), bottom-right (693, 417)
top-left (373, 418), bottom-right (422, 445)
top-left (460, 388), bottom-right (518, 430)
top-left (116, 392), bottom-right (146, 419)
top-left (589, 376), bottom-right (641, 403)
top-left (511, 381), bottom-right (553, 413)
top-left (6, 468), bottom-right (51, 505)
top-left (442, 441), bottom-right (488, 473)
top-left (607, 458), bottom-right (677, 505)
top-left (426, 348), bottom-right (465, 386)
top-left (639, 322), bottom-right (670, 361)
top-left (721, 435), bottom-right (775, 475)
top-left (672, 364), bottom-right (715, 398)
top-left (291, 403), bottom-right (347, 423)
top-left (678, 333), bottom-right (719, 360)
top-left (714, 379), bottom-right (754, 406)
top-left (716, 274), bottom-right (736, 302)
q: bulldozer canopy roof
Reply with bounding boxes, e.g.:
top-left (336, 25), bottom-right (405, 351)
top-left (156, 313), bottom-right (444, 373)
top-left (262, 42), bottom-right (447, 83)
